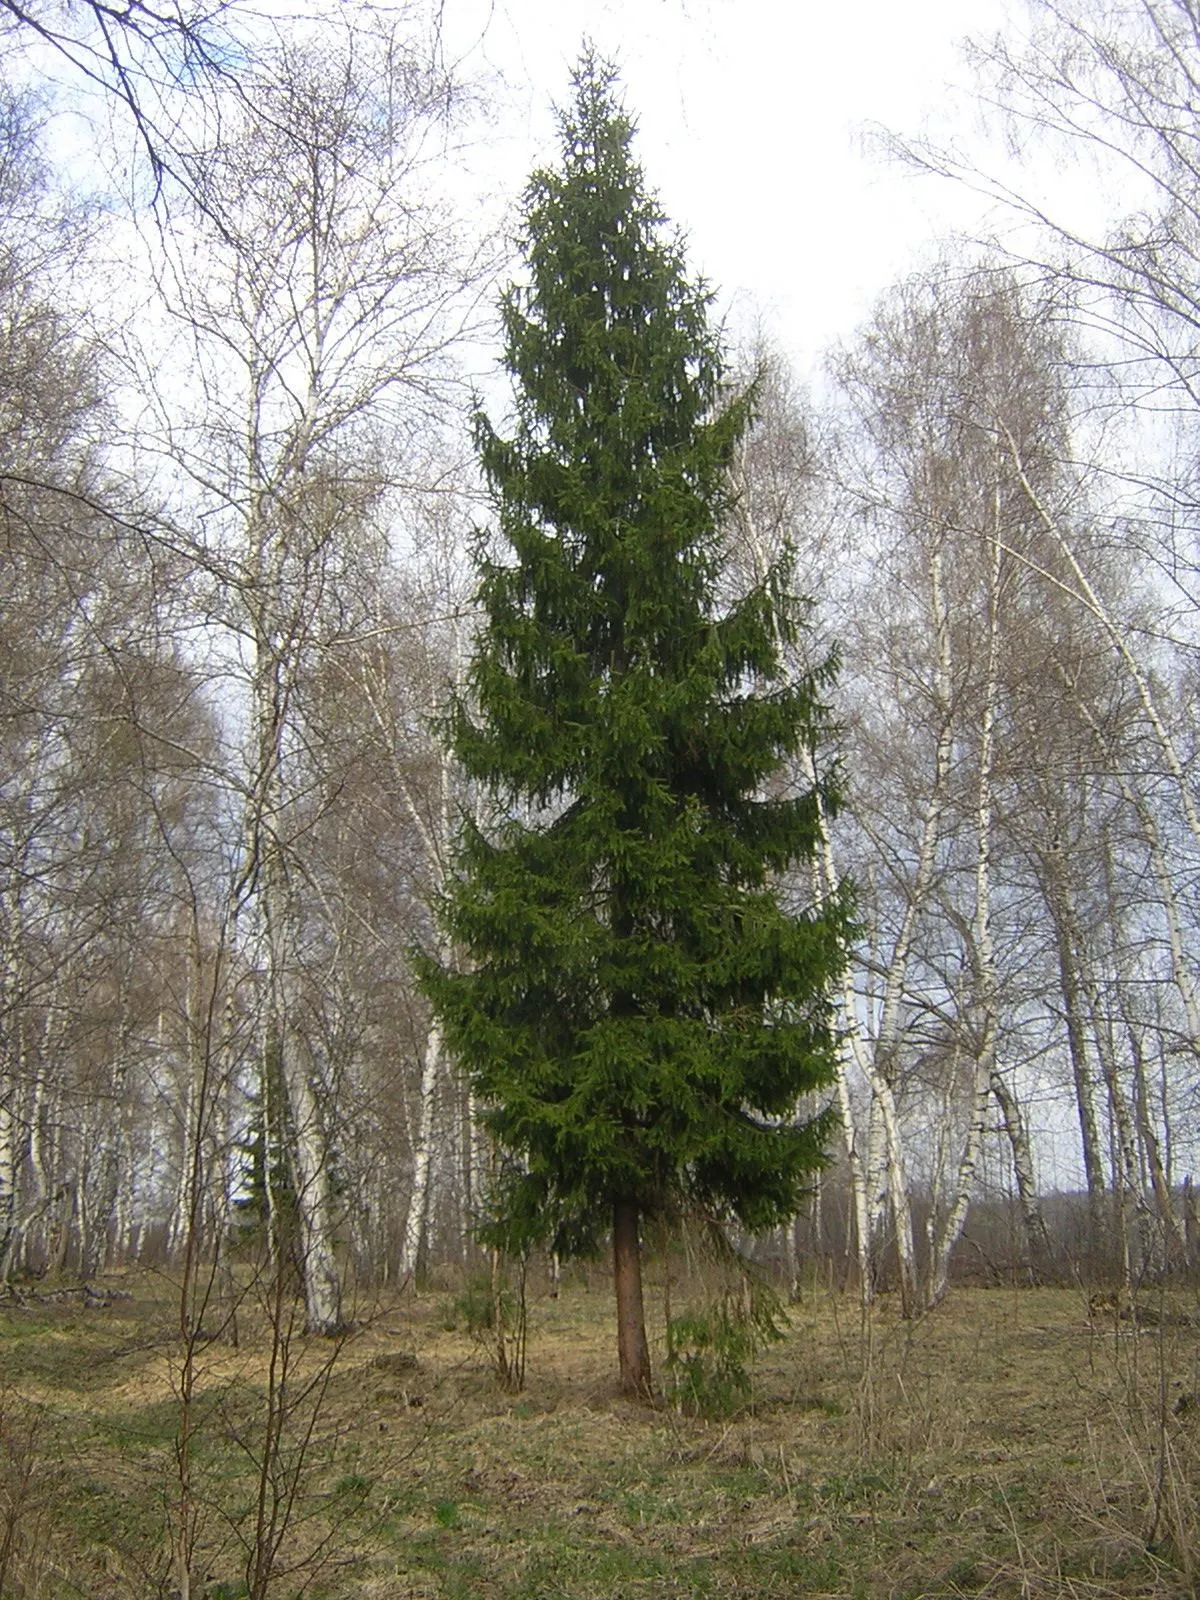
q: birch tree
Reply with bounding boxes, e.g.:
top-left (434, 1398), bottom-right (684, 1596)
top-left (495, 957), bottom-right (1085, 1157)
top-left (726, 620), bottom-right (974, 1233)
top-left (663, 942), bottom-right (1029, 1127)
top-left (283, 479), bottom-right (476, 1283)
top-left (132, 22), bottom-right (480, 1330)
top-left (0, 83), bottom-right (191, 1279)
top-left (834, 262), bottom-right (1085, 1306)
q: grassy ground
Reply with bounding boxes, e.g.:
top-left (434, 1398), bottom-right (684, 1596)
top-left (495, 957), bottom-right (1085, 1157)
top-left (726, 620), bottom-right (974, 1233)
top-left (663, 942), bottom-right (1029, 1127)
top-left (1, 1270), bottom-right (1198, 1597)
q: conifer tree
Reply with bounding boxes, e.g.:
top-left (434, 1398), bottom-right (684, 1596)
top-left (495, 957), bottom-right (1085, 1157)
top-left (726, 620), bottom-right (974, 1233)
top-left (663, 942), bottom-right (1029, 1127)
top-left (420, 53), bottom-right (850, 1398)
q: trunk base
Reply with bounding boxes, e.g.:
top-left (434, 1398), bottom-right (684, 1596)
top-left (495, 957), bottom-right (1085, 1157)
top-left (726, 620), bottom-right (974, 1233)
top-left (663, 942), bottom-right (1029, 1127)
top-left (613, 1197), bottom-right (652, 1399)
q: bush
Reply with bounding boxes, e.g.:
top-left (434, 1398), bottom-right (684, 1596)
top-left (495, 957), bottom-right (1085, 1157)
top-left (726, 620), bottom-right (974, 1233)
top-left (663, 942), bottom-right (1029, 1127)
top-left (446, 1273), bottom-right (501, 1335)
top-left (665, 1282), bottom-right (788, 1418)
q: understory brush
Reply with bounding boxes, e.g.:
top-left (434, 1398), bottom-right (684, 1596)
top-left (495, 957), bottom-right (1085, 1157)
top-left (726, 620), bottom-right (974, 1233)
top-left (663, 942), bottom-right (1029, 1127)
top-left (665, 1281), bottom-right (788, 1419)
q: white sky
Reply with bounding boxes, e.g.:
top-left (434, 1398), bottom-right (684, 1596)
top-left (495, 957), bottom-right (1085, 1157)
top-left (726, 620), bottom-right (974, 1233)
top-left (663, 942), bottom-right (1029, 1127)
top-left (33, 0), bottom-right (1130, 392)
top-left (439, 0), bottom-right (1030, 378)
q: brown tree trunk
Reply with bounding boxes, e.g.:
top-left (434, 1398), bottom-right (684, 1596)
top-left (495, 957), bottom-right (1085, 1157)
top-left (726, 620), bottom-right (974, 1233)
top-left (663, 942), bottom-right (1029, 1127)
top-left (612, 1197), bottom-right (652, 1399)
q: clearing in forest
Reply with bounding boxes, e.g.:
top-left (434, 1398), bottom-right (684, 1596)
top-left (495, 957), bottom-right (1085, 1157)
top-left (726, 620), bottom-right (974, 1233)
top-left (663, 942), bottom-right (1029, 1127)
top-left (0, 1278), bottom-right (1197, 1597)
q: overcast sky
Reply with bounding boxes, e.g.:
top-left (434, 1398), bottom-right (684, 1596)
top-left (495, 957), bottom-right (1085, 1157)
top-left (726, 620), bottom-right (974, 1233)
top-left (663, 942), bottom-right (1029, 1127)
top-left (438, 0), bottom-right (1031, 378)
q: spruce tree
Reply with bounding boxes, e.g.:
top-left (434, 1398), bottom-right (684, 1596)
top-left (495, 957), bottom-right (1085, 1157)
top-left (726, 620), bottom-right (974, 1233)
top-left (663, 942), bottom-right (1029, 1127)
top-left (420, 53), bottom-right (850, 1398)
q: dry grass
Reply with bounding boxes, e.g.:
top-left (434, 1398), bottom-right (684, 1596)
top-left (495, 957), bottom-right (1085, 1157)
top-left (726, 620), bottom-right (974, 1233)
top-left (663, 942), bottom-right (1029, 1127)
top-left (1, 1273), bottom-right (1198, 1597)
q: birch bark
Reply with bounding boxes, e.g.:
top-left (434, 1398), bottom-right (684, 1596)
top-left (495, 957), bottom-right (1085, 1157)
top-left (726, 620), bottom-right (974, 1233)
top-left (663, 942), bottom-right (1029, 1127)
top-left (927, 489), bottom-right (1003, 1309)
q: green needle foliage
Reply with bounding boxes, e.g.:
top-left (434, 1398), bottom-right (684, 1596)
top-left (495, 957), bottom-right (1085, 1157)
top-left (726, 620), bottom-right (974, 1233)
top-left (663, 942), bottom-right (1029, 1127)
top-left (419, 51), bottom-right (850, 1390)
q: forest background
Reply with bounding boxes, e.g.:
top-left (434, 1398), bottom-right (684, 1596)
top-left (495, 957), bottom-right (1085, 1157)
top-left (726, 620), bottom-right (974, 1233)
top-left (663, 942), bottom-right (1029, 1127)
top-left (1, 0), bottom-right (1198, 1337)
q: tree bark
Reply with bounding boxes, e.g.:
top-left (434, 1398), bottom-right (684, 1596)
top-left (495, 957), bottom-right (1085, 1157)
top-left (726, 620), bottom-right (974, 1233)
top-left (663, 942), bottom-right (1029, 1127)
top-left (400, 1016), bottom-right (443, 1284)
top-left (612, 1197), bottom-right (652, 1399)
top-left (82, 994), bottom-right (132, 1280)
top-left (928, 479), bottom-right (1003, 1311)
top-left (1044, 864), bottom-right (1107, 1249)
top-left (834, 1067), bottom-right (874, 1308)
top-left (1127, 1021), bottom-right (1186, 1269)
top-left (783, 1217), bottom-right (800, 1303)
top-left (990, 1067), bottom-right (1052, 1280)
top-left (929, 1050), bottom-right (991, 1309)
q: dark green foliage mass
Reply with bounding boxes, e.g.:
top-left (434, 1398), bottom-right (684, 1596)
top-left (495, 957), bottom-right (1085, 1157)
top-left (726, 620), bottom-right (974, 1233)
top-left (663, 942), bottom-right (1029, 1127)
top-left (419, 52), bottom-right (850, 1261)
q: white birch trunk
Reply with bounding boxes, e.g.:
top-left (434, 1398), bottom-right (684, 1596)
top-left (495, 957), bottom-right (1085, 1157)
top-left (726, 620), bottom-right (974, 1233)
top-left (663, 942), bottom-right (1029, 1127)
top-left (990, 1067), bottom-right (1051, 1276)
top-left (1043, 861), bottom-right (1108, 1233)
top-left (929, 1049), bottom-right (992, 1308)
top-left (1079, 950), bottom-right (1150, 1279)
top-left (0, 1087), bottom-right (16, 1278)
top-left (233, 403), bottom-right (345, 1329)
top-left (0, 897), bottom-right (28, 1275)
top-left (855, 539), bottom-right (955, 1313)
top-left (167, 1068), bottom-right (194, 1265)
top-left (283, 1063), bottom-right (342, 1332)
top-left (833, 1059), bottom-right (874, 1306)
top-left (0, 1071), bottom-right (46, 1283)
top-left (399, 1018), bottom-right (443, 1284)
top-left (82, 980), bottom-right (134, 1280)
top-left (17, 997), bottom-right (65, 1275)
top-left (1127, 1022), bottom-right (1186, 1266)
top-left (261, 845), bottom-right (342, 1334)
top-left (808, 748), bottom-right (922, 1309)
top-left (928, 485), bottom-right (1003, 1308)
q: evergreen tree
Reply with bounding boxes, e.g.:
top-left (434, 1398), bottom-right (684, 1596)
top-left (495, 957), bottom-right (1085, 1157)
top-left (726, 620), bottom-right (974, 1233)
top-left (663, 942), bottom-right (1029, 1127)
top-left (420, 53), bottom-right (850, 1398)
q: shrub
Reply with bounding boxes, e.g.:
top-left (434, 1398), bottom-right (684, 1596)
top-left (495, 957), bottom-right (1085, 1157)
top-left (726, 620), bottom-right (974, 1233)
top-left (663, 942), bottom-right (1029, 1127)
top-left (665, 1282), bottom-right (788, 1418)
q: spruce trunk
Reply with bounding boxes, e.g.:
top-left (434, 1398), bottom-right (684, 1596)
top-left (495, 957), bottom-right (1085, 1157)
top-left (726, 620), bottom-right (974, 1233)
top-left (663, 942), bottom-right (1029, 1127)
top-left (613, 1198), bottom-right (652, 1399)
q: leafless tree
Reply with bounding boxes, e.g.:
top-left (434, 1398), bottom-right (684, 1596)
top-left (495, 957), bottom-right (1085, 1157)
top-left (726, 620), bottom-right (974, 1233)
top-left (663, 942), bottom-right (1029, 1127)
top-left (0, 82), bottom-right (204, 1281)
top-left (829, 261), bottom-right (1105, 1306)
top-left (123, 19), bottom-right (484, 1329)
